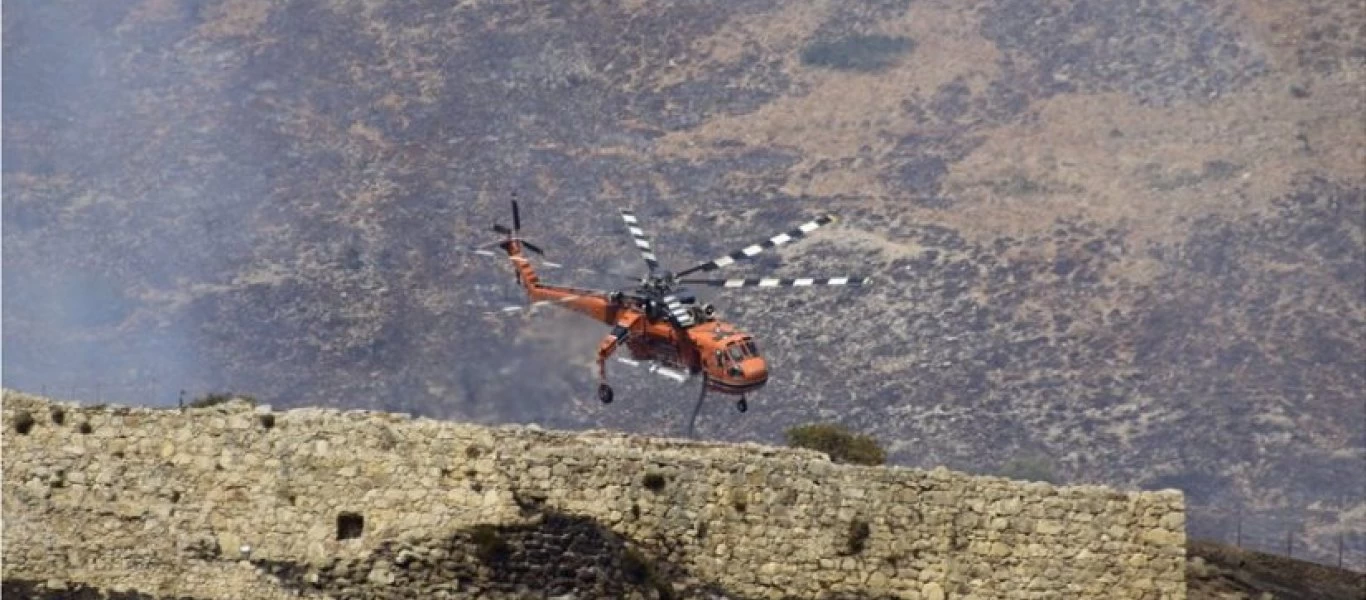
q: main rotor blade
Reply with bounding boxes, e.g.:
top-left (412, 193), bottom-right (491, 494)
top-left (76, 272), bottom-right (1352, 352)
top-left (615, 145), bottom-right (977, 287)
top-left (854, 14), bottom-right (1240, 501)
top-left (678, 276), bottom-right (871, 288)
top-left (618, 208), bottom-right (662, 273)
top-left (675, 214), bottom-right (837, 277)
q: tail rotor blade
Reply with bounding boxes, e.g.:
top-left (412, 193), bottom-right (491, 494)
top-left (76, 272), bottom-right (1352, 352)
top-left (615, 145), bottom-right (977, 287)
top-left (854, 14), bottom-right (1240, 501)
top-left (512, 200), bottom-right (522, 232)
top-left (521, 240), bottom-right (545, 256)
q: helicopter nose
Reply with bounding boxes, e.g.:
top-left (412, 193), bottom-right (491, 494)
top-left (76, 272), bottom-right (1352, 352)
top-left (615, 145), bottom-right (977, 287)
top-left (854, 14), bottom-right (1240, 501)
top-left (744, 357), bottom-right (768, 384)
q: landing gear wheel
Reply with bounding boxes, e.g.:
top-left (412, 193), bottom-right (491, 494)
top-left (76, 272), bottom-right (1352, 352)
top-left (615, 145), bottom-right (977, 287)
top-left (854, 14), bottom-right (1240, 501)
top-left (598, 384), bottom-right (614, 404)
top-left (736, 397), bottom-right (748, 413)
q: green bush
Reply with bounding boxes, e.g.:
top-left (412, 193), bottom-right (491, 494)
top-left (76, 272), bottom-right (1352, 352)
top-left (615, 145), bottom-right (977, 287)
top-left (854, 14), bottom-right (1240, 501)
top-left (188, 392), bottom-right (257, 409)
top-left (784, 423), bottom-right (886, 466)
top-left (800, 34), bottom-right (914, 72)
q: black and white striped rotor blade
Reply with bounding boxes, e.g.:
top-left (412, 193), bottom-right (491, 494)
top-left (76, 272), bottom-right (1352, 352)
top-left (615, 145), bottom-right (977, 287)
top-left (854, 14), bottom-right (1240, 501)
top-left (677, 276), bottom-right (871, 288)
top-left (618, 208), bottom-right (661, 273)
top-left (675, 214), bottom-right (837, 277)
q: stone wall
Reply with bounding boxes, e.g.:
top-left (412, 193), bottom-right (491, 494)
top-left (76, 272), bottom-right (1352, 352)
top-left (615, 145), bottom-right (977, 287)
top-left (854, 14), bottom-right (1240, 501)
top-left (1, 390), bottom-right (1187, 599)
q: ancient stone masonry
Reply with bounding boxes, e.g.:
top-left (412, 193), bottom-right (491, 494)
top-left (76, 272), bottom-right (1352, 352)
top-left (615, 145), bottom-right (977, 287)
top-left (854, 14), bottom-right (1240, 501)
top-left (2, 390), bottom-right (1187, 599)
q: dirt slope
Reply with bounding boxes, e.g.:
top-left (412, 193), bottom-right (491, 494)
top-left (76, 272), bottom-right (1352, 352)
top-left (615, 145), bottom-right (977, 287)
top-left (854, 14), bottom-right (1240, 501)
top-left (1187, 539), bottom-right (1365, 600)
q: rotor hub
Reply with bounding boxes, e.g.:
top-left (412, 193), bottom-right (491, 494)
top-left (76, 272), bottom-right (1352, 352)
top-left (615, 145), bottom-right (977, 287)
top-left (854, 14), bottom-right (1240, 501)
top-left (641, 270), bottom-right (676, 295)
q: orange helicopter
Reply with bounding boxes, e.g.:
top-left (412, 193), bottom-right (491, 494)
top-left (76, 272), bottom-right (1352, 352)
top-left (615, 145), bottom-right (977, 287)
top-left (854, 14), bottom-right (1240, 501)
top-left (470, 199), bottom-right (871, 436)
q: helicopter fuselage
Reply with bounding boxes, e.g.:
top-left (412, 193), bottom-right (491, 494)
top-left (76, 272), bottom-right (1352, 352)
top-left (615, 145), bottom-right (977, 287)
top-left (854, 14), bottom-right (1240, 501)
top-left (503, 240), bottom-right (768, 394)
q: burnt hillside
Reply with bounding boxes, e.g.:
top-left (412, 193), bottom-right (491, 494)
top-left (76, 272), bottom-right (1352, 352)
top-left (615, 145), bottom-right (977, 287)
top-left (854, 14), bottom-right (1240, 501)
top-left (4, 0), bottom-right (1363, 566)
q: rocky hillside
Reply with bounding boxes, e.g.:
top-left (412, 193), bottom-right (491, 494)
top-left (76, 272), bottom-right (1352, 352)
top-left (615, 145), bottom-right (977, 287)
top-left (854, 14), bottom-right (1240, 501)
top-left (1185, 539), bottom-right (1366, 600)
top-left (4, 0), bottom-right (1363, 564)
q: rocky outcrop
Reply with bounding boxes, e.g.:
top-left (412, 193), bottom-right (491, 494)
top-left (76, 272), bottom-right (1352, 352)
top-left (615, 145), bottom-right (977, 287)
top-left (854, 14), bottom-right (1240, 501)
top-left (2, 390), bottom-right (1187, 598)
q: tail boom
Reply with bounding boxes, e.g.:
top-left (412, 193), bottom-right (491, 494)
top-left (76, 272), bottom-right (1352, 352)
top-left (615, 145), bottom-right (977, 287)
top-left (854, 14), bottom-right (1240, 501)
top-left (498, 241), bottom-right (622, 325)
top-left (526, 284), bottom-right (619, 324)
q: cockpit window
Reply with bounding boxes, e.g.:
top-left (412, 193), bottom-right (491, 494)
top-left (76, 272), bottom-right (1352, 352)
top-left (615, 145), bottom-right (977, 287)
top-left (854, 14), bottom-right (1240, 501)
top-left (727, 345), bottom-right (744, 361)
top-left (743, 340), bottom-right (758, 356)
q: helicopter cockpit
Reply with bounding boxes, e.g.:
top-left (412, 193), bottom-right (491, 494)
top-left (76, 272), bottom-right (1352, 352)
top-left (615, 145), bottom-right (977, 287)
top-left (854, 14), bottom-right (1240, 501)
top-left (712, 335), bottom-right (765, 386)
top-left (717, 337), bottom-right (760, 363)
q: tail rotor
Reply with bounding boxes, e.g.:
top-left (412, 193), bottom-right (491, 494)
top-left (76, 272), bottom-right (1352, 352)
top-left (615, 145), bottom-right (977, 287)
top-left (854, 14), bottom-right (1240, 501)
top-left (492, 197), bottom-right (545, 256)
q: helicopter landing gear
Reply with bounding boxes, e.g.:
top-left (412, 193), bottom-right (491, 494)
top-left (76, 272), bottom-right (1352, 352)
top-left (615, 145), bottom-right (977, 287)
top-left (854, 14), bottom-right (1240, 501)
top-left (736, 396), bottom-right (748, 413)
top-left (595, 324), bottom-right (631, 406)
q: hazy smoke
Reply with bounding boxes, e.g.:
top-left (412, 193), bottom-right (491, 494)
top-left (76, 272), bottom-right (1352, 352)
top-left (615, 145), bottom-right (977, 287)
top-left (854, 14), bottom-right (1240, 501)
top-left (3, 2), bottom-right (260, 405)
